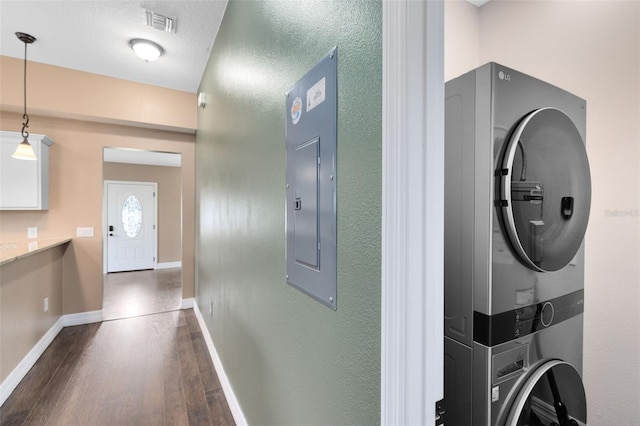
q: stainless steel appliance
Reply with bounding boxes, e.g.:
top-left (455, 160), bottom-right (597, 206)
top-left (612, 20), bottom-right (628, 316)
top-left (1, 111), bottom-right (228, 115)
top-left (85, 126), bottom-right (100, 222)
top-left (444, 63), bottom-right (591, 425)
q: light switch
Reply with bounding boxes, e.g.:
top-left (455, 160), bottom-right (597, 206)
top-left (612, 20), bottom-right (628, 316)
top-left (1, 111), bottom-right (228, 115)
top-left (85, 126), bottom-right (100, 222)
top-left (76, 227), bottom-right (94, 237)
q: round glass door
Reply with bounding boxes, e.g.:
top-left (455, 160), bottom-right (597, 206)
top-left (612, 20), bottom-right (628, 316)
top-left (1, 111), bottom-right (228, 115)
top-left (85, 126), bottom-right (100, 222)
top-left (506, 360), bottom-right (587, 426)
top-left (500, 108), bottom-right (591, 272)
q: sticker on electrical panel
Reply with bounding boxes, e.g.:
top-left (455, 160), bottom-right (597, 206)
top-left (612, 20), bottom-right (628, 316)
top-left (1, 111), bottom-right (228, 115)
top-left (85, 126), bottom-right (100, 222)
top-left (291, 96), bottom-right (302, 124)
top-left (306, 77), bottom-right (326, 112)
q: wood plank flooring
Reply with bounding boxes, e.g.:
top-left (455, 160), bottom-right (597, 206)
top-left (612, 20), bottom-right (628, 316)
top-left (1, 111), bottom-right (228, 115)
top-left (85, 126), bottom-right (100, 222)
top-left (0, 310), bottom-right (234, 426)
top-left (103, 268), bottom-right (183, 321)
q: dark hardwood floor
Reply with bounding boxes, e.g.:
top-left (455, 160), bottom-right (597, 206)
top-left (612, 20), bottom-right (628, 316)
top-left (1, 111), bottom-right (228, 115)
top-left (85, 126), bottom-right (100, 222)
top-left (103, 268), bottom-right (183, 321)
top-left (0, 310), bottom-right (235, 426)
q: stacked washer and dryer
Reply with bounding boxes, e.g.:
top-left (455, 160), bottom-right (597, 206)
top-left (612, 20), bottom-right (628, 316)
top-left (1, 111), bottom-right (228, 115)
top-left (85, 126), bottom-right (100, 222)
top-left (444, 63), bottom-right (591, 425)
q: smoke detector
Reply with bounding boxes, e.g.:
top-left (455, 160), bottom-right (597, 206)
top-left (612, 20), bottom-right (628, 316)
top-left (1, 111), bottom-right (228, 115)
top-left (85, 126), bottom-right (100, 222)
top-left (145, 10), bottom-right (175, 33)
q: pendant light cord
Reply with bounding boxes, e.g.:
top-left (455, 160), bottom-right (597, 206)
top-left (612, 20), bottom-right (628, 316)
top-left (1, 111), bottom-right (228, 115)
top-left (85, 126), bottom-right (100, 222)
top-left (21, 40), bottom-right (30, 140)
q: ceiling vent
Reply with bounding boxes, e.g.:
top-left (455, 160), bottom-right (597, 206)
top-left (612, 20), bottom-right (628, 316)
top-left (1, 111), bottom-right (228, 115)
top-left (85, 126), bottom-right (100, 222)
top-left (145, 10), bottom-right (175, 33)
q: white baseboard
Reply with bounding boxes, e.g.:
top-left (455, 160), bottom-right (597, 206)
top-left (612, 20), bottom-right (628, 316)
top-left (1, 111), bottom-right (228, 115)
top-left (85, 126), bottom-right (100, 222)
top-left (181, 298), bottom-right (195, 309)
top-left (0, 317), bottom-right (64, 406)
top-left (0, 309), bottom-right (103, 407)
top-left (62, 310), bottom-right (103, 327)
top-left (156, 261), bottom-right (182, 270)
top-left (192, 302), bottom-right (247, 426)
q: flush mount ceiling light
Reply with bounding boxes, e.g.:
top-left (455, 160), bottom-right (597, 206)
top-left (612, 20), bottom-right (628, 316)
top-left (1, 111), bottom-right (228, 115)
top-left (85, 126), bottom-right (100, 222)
top-left (13, 32), bottom-right (37, 161)
top-left (129, 38), bottom-right (164, 62)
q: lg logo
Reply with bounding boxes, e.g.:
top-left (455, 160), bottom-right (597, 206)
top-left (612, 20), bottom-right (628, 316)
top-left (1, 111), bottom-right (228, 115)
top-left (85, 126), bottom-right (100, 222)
top-left (498, 70), bottom-right (511, 81)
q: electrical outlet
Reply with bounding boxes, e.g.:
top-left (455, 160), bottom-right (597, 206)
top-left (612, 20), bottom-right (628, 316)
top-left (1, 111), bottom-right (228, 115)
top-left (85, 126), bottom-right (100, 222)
top-left (43, 297), bottom-right (49, 312)
top-left (27, 227), bottom-right (38, 239)
top-left (76, 227), bottom-right (94, 238)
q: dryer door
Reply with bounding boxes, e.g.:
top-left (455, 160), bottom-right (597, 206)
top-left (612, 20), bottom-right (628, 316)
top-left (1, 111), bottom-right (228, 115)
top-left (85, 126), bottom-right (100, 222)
top-left (505, 360), bottom-right (587, 426)
top-left (500, 108), bottom-right (591, 272)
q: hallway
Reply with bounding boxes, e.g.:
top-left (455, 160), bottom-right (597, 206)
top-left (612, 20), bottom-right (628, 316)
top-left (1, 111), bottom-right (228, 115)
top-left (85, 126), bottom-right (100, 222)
top-left (102, 268), bottom-right (183, 321)
top-left (0, 309), bottom-right (234, 425)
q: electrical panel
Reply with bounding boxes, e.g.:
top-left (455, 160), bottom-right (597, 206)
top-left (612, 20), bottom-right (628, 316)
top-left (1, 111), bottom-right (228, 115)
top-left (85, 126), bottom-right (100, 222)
top-left (285, 47), bottom-right (337, 309)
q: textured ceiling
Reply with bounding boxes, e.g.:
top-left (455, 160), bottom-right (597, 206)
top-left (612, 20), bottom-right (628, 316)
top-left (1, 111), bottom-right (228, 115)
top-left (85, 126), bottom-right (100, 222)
top-left (0, 1), bottom-right (228, 93)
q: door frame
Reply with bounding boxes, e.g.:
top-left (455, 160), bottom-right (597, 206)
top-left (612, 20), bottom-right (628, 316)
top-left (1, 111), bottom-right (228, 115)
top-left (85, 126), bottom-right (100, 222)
top-left (102, 180), bottom-right (158, 274)
top-left (381, 1), bottom-right (444, 424)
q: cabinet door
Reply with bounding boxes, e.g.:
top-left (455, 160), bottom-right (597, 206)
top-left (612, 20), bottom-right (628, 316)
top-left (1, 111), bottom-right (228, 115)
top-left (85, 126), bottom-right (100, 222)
top-left (0, 132), bottom-right (52, 210)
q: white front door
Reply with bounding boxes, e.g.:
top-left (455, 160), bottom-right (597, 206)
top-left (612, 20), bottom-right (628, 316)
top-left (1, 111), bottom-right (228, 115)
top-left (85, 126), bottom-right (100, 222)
top-left (106, 182), bottom-right (156, 273)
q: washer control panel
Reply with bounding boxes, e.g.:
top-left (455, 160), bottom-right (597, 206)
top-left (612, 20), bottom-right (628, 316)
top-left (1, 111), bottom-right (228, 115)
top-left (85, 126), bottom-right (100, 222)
top-left (474, 290), bottom-right (584, 347)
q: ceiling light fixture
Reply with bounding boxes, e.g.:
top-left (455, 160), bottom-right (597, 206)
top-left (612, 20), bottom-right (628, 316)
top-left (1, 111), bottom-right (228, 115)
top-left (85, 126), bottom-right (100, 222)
top-left (13, 32), bottom-right (37, 161)
top-left (129, 38), bottom-right (164, 62)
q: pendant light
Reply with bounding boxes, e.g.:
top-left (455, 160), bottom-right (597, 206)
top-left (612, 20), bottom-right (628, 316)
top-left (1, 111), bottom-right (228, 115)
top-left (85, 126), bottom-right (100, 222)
top-left (13, 32), bottom-right (37, 161)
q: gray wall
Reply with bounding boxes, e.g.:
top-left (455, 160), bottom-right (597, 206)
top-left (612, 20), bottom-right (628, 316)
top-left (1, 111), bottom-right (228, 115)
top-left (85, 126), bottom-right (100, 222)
top-left (196, 1), bottom-right (382, 425)
top-left (195, 0), bottom-right (382, 424)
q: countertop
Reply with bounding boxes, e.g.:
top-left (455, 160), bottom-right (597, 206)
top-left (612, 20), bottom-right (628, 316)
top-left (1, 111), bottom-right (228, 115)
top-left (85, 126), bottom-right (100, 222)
top-left (0, 237), bottom-right (72, 266)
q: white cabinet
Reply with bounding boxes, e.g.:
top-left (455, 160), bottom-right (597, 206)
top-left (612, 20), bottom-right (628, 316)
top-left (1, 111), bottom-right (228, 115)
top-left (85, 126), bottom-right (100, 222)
top-left (0, 131), bottom-right (54, 210)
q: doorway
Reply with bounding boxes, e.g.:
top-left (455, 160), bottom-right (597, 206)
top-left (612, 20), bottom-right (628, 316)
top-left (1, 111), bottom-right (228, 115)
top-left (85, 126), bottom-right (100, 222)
top-left (102, 147), bottom-right (183, 321)
top-left (105, 181), bottom-right (157, 273)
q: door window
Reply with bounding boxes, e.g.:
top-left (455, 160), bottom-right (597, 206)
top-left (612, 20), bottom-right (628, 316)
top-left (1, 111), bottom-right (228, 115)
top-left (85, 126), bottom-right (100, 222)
top-left (122, 195), bottom-right (142, 238)
top-left (506, 361), bottom-right (586, 426)
top-left (499, 108), bottom-right (591, 272)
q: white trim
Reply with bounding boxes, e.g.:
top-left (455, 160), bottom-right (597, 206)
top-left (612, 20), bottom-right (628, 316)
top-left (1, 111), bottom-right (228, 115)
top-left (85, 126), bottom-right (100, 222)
top-left (0, 310), bottom-right (103, 406)
top-left (0, 317), bottom-right (64, 406)
top-left (62, 310), bottom-right (104, 327)
top-left (103, 147), bottom-right (182, 168)
top-left (381, 1), bottom-right (445, 424)
top-left (157, 261), bottom-right (182, 270)
top-left (102, 180), bottom-right (158, 274)
top-left (192, 302), bottom-right (247, 426)
top-left (181, 297), bottom-right (195, 309)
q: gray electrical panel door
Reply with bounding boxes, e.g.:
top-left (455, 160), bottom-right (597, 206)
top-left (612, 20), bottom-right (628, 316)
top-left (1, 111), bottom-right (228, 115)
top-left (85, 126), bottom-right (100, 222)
top-left (294, 138), bottom-right (320, 269)
top-left (285, 47), bottom-right (337, 309)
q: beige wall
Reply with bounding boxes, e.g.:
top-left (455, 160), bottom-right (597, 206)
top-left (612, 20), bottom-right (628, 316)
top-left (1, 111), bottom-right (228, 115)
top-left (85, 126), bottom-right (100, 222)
top-left (0, 56), bottom-right (195, 133)
top-left (445, 0), bottom-right (640, 422)
top-left (0, 56), bottom-right (196, 315)
top-left (103, 163), bottom-right (182, 264)
top-left (444, 0), bottom-right (480, 80)
top-left (0, 243), bottom-right (67, 383)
